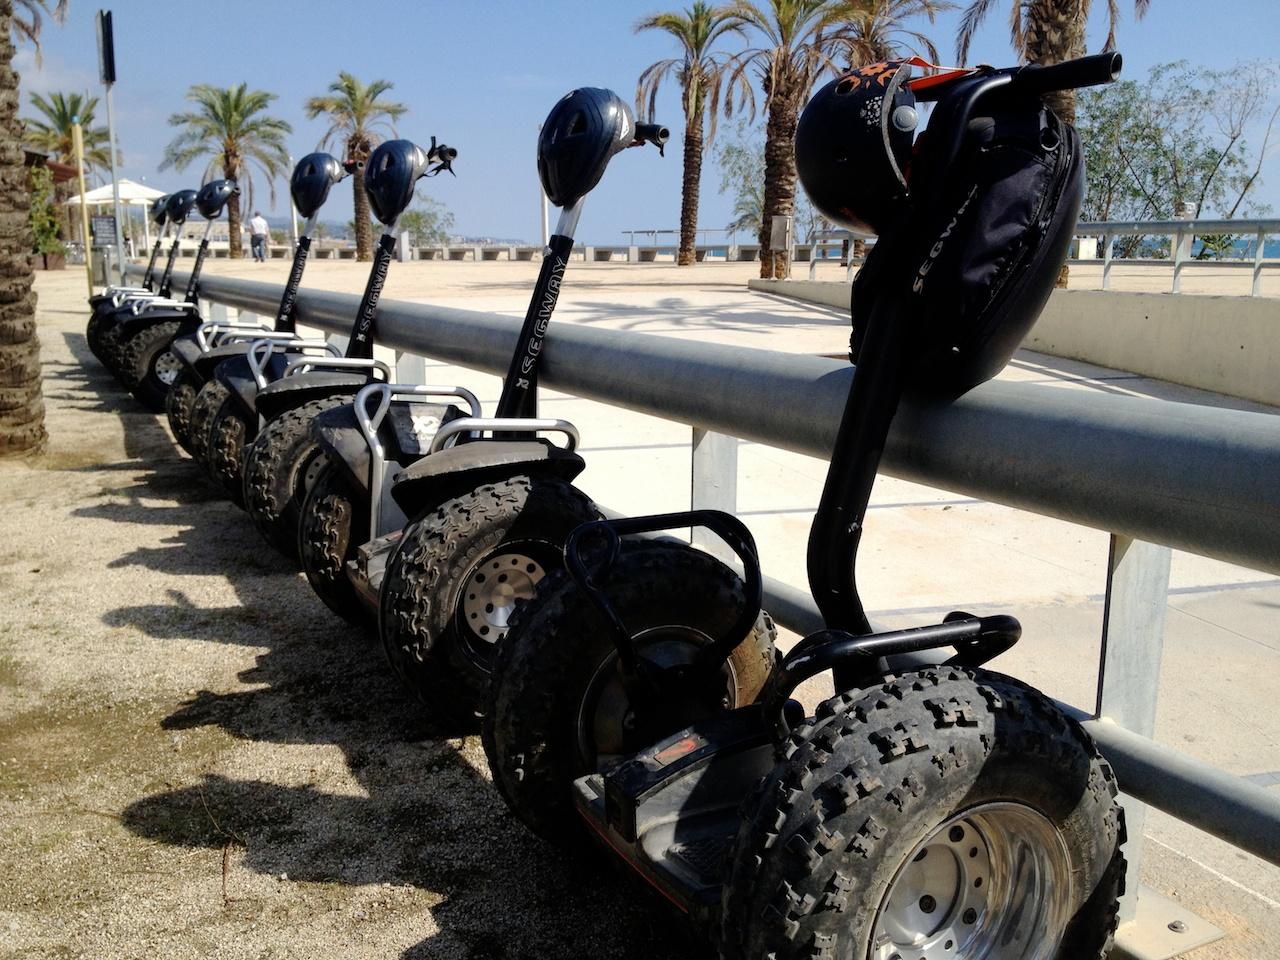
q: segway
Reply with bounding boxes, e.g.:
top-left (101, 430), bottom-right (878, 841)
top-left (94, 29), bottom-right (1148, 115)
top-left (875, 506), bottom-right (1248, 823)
top-left (484, 54), bottom-right (1128, 960)
top-left (91, 189), bottom-right (197, 374)
top-left (168, 154), bottom-right (355, 461)
top-left (239, 137), bottom-right (456, 557)
top-left (85, 193), bottom-right (171, 362)
top-left (104, 180), bottom-right (239, 410)
top-left (296, 91), bottom-right (668, 646)
top-left (364, 91), bottom-right (693, 727)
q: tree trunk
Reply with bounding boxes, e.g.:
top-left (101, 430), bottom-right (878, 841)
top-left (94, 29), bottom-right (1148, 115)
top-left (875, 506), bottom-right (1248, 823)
top-left (758, 93), bottom-right (799, 280)
top-left (677, 107), bottom-right (703, 267)
top-left (226, 186), bottom-right (243, 260)
top-left (1024, 0), bottom-right (1087, 288)
top-left (353, 173), bottom-right (373, 262)
top-left (0, 0), bottom-right (47, 458)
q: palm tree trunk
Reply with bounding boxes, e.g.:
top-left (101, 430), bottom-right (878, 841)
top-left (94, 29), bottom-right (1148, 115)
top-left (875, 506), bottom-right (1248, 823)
top-left (677, 108), bottom-right (704, 267)
top-left (758, 94), bottom-right (799, 280)
top-left (353, 172), bottom-right (373, 262)
top-left (0, 0), bottom-right (47, 458)
top-left (224, 162), bottom-right (243, 259)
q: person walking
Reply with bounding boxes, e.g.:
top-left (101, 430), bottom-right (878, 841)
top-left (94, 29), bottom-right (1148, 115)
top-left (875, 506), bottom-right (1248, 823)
top-left (249, 211), bottom-right (270, 262)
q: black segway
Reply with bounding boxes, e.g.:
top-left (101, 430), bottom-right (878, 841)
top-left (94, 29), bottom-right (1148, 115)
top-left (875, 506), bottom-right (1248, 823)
top-left (169, 154), bottom-right (355, 462)
top-left (239, 137), bottom-right (455, 557)
top-left (85, 193), bottom-right (171, 362)
top-left (91, 189), bottom-right (197, 375)
top-left (103, 180), bottom-right (239, 410)
top-left (295, 91), bottom-right (668, 647)
top-left (484, 54), bottom-right (1128, 960)
top-left (364, 91), bottom-right (711, 728)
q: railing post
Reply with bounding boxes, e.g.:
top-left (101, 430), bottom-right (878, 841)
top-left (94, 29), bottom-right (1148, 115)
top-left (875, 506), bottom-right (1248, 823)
top-left (1171, 227), bottom-right (1185, 294)
top-left (690, 427), bottom-right (738, 562)
top-left (395, 350), bottom-right (424, 384)
top-left (1253, 227), bottom-right (1266, 297)
top-left (1095, 534), bottom-right (1172, 924)
top-left (1102, 231), bottom-right (1113, 290)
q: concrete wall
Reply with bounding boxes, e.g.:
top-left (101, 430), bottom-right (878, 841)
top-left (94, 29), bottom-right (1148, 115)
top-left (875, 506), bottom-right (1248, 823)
top-left (750, 279), bottom-right (1280, 407)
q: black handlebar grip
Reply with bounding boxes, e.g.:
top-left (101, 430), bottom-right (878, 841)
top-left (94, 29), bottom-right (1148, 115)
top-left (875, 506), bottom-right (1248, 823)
top-left (436, 145), bottom-right (458, 161)
top-left (1015, 52), bottom-right (1123, 94)
top-left (635, 122), bottom-right (670, 147)
top-left (343, 160), bottom-right (363, 175)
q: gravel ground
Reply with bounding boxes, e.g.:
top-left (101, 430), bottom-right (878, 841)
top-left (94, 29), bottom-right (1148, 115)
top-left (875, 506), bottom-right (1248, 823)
top-left (0, 271), bottom-right (706, 959)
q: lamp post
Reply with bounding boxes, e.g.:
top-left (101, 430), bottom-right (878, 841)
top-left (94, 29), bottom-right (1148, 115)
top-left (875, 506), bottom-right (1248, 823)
top-left (71, 119), bottom-right (94, 296)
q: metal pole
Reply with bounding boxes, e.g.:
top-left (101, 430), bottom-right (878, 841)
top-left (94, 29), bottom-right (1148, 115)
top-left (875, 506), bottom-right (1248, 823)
top-left (690, 428), bottom-right (738, 562)
top-left (1095, 534), bottom-right (1172, 923)
top-left (1253, 227), bottom-right (1265, 297)
top-left (103, 84), bottom-right (125, 282)
top-left (71, 121), bottom-right (94, 296)
top-left (287, 153), bottom-right (299, 249)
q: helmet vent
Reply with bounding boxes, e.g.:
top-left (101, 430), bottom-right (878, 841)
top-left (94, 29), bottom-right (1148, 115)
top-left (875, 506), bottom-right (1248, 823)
top-left (835, 77), bottom-right (856, 96)
top-left (568, 111), bottom-right (587, 136)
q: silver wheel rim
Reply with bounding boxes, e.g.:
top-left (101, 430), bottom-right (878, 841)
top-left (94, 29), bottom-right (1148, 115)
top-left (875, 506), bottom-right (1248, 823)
top-left (302, 453), bottom-right (327, 494)
top-left (461, 552), bottom-right (545, 645)
top-left (871, 802), bottom-right (1072, 960)
top-left (154, 351), bottom-right (181, 385)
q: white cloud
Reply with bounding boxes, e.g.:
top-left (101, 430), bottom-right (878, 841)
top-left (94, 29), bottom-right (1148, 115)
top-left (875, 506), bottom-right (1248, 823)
top-left (12, 47), bottom-right (98, 100)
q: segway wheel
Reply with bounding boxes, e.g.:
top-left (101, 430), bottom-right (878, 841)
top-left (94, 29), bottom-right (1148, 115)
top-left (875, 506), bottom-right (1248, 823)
top-left (482, 539), bottom-right (777, 848)
top-left (380, 476), bottom-right (604, 730)
top-left (187, 379), bottom-right (229, 469)
top-left (207, 400), bottom-right (252, 507)
top-left (85, 310), bottom-right (109, 363)
top-left (719, 666), bottom-right (1125, 960)
top-left (120, 320), bottom-right (182, 411)
top-left (298, 458), bottom-right (371, 626)
top-left (243, 395), bottom-right (352, 561)
top-left (164, 367), bottom-right (202, 455)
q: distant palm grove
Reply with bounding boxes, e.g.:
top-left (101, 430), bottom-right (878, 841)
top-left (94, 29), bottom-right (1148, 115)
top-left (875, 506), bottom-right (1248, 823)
top-left (1, 0), bottom-right (1151, 458)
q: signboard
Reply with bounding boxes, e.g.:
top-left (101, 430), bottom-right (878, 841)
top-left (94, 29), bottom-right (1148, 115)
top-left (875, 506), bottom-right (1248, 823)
top-left (90, 215), bottom-right (117, 247)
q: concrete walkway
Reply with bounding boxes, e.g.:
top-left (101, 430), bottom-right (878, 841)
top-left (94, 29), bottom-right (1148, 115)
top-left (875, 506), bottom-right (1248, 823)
top-left (2, 264), bottom-right (1277, 958)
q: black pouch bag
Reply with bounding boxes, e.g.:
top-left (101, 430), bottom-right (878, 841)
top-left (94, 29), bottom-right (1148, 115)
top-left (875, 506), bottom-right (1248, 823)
top-left (851, 95), bottom-right (1083, 395)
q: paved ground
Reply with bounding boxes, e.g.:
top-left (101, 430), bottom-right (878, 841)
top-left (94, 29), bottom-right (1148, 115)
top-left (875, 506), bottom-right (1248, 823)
top-left (1, 263), bottom-right (1277, 958)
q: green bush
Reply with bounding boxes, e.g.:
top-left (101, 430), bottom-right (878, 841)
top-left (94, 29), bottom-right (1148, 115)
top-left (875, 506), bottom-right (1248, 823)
top-left (28, 167), bottom-right (66, 256)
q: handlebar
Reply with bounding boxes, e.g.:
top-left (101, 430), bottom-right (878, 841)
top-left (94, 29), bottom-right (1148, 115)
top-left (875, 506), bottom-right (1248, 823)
top-left (632, 122), bottom-right (670, 156)
top-left (342, 160), bottom-right (363, 176)
top-left (427, 137), bottom-right (457, 177)
top-left (1012, 52), bottom-right (1123, 95)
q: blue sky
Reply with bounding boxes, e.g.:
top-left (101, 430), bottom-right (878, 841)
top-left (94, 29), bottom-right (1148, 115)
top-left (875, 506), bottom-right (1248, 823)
top-left (15, 0), bottom-right (1280, 244)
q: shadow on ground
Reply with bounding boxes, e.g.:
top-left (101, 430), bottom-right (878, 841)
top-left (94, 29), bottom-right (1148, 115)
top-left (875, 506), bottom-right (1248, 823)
top-left (74, 351), bottom-right (698, 958)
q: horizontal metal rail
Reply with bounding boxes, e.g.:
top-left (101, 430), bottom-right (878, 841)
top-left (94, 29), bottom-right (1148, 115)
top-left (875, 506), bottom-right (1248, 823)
top-left (143, 266), bottom-right (1280, 868)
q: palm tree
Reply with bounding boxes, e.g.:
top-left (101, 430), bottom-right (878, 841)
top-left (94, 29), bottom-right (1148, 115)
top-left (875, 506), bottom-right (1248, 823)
top-left (305, 73), bottom-right (406, 261)
top-left (22, 91), bottom-right (109, 171)
top-left (726, 0), bottom-right (865, 278)
top-left (636, 3), bottom-right (751, 266)
top-left (160, 83), bottom-right (292, 259)
top-left (956, 0), bottom-right (1150, 123)
top-left (0, 0), bottom-right (64, 458)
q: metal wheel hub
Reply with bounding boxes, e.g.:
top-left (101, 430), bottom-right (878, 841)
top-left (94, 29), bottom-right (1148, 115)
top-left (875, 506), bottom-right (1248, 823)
top-left (872, 803), bottom-right (1072, 960)
top-left (154, 350), bottom-right (181, 385)
top-left (302, 453), bottom-right (328, 494)
top-left (461, 552), bottom-right (545, 644)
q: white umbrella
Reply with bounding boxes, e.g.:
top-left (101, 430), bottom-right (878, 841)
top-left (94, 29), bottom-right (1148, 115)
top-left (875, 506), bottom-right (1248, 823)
top-left (64, 179), bottom-right (166, 251)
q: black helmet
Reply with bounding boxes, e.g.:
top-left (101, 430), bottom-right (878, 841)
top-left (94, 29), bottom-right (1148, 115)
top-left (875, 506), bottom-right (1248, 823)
top-left (796, 61), bottom-right (919, 235)
top-left (538, 87), bottom-right (635, 207)
top-left (195, 179), bottom-right (238, 219)
top-left (165, 189), bottom-right (198, 225)
top-left (149, 194), bottom-right (170, 226)
top-left (291, 153), bottom-right (346, 219)
top-left (804, 61), bottom-right (1086, 393)
top-left (364, 140), bottom-right (433, 225)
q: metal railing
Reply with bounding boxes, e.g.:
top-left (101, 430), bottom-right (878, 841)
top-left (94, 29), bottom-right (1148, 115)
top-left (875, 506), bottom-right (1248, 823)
top-left (141, 266), bottom-right (1280, 947)
top-left (1074, 218), bottom-right (1280, 296)
top-left (803, 219), bottom-right (1280, 296)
